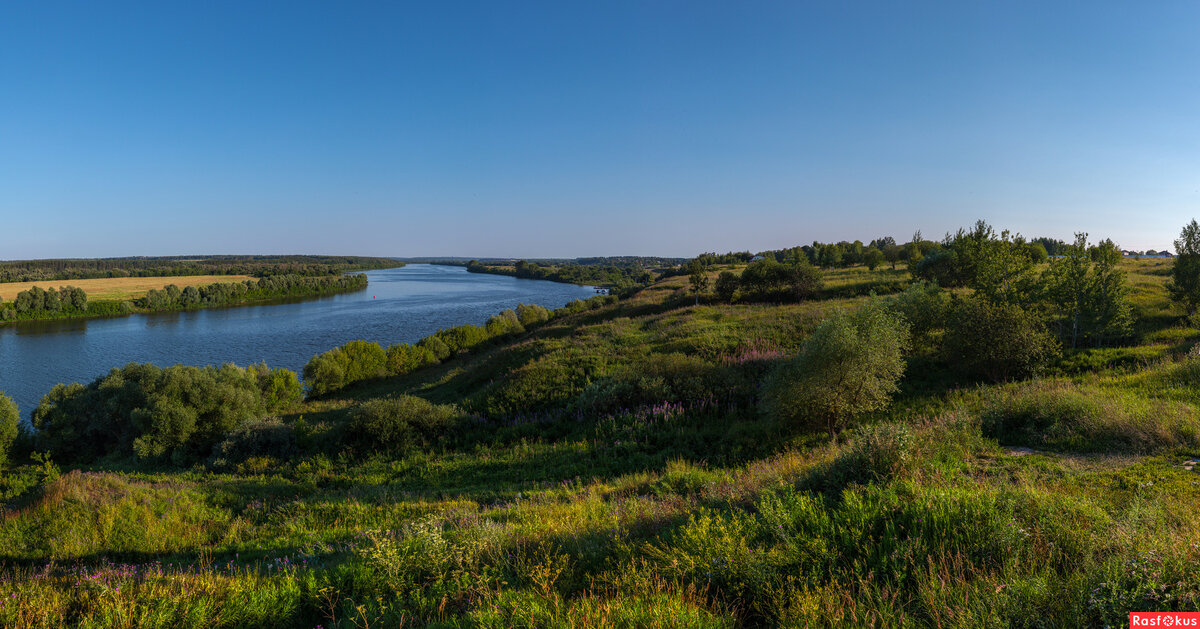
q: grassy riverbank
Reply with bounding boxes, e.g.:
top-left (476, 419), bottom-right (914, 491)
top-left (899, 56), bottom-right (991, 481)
top-left (1, 258), bottom-right (1198, 627)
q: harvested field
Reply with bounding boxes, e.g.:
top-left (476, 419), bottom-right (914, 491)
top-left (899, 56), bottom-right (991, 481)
top-left (0, 275), bottom-right (255, 301)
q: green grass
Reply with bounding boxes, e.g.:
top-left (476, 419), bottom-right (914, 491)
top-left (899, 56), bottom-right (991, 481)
top-left (4, 260), bottom-right (1200, 627)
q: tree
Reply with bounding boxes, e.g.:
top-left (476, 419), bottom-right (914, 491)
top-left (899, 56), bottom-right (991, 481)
top-left (761, 301), bottom-right (910, 437)
top-left (714, 270), bottom-right (739, 303)
top-left (1042, 234), bottom-right (1133, 348)
top-left (943, 297), bottom-right (1059, 382)
top-left (1168, 219), bottom-right (1200, 314)
top-left (0, 392), bottom-right (18, 466)
top-left (687, 259), bottom-right (710, 304)
top-left (863, 247), bottom-right (885, 271)
top-left (882, 244), bottom-right (902, 270)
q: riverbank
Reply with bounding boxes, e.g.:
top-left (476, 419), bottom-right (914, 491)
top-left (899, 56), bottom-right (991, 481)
top-left (0, 273), bottom-right (369, 325)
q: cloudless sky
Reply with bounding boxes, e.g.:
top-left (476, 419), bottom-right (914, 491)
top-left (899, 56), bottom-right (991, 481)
top-left (2, 1), bottom-right (1198, 259)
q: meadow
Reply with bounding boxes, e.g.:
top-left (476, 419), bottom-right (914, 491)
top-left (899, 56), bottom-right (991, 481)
top-left (0, 275), bottom-right (256, 301)
top-left (1, 256), bottom-right (1198, 627)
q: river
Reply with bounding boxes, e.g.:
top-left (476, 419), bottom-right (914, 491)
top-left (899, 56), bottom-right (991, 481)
top-left (0, 264), bottom-right (598, 418)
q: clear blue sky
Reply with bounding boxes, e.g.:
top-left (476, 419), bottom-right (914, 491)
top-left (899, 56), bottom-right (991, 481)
top-left (2, 1), bottom-right (1198, 259)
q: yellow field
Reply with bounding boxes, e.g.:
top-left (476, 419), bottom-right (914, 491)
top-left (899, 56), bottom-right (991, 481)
top-left (0, 275), bottom-right (255, 301)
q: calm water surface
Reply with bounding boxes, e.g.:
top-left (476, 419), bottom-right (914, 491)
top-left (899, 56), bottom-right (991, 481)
top-left (0, 265), bottom-right (597, 418)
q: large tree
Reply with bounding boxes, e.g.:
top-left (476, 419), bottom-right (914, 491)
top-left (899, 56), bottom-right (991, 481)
top-left (1168, 219), bottom-right (1200, 314)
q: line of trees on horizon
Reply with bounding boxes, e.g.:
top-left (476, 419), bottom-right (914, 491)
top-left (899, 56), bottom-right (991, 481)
top-left (0, 274), bottom-right (369, 322)
top-left (0, 255), bottom-right (404, 284)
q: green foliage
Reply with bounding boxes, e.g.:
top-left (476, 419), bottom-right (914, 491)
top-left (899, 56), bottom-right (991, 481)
top-left (944, 297), bottom-right (1060, 382)
top-left (1168, 218), bottom-right (1200, 313)
top-left (886, 280), bottom-right (951, 344)
top-left (303, 340), bottom-right (388, 396)
top-left (515, 302), bottom-right (552, 326)
top-left (208, 418), bottom-right (298, 471)
top-left (1042, 233), bottom-right (1134, 347)
top-left (714, 270), bottom-right (739, 302)
top-left (738, 258), bottom-right (821, 302)
top-left (762, 301), bottom-right (910, 436)
top-left (348, 396), bottom-right (461, 453)
top-left (0, 392), bottom-right (17, 466)
top-left (31, 362), bottom-right (296, 464)
top-left (863, 246), bottom-right (884, 270)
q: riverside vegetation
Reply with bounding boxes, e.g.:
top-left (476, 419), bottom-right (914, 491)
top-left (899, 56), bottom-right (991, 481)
top-left (0, 255), bottom-right (401, 324)
top-left (2, 221), bottom-right (1200, 626)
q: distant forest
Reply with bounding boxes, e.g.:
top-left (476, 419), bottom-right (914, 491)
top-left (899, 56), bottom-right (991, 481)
top-left (0, 255), bottom-right (404, 283)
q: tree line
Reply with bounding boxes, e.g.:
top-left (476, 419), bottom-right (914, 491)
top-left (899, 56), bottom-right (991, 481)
top-left (0, 274), bottom-right (368, 322)
top-left (0, 255), bottom-right (403, 283)
top-left (464, 260), bottom-right (654, 290)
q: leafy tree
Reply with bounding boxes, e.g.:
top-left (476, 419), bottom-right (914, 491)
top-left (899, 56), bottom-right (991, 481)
top-left (714, 270), bottom-right (739, 303)
top-left (943, 297), bottom-right (1059, 382)
top-left (1168, 219), bottom-right (1200, 314)
top-left (882, 244), bottom-right (902, 270)
top-left (687, 259), bottom-right (710, 304)
top-left (887, 281), bottom-right (951, 345)
top-left (762, 301), bottom-right (910, 437)
top-left (903, 231), bottom-right (925, 267)
top-left (970, 227), bottom-right (1036, 306)
top-left (1042, 234), bottom-right (1133, 347)
top-left (863, 247), bottom-right (885, 271)
top-left (1025, 242), bottom-right (1050, 264)
top-left (0, 392), bottom-right (18, 465)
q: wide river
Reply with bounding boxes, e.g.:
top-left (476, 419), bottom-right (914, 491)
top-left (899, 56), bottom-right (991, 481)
top-left (0, 264), bottom-right (597, 418)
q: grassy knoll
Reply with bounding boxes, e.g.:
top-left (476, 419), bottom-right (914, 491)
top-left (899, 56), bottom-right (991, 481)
top-left (2, 258), bottom-right (1200, 627)
top-left (0, 275), bottom-right (256, 301)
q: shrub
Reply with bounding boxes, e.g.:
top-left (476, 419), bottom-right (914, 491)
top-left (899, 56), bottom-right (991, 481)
top-left (209, 418), bottom-right (298, 470)
top-left (349, 396), bottom-right (461, 453)
top-left (437, 324), bottom-right (489, 352)
top-left (485, 309), bottom-right (524, 337)
top-left (303, 340), bottom-right (387, 396)
top-left (573, 353), bottom-right (715, 415)
top-left (417, 335), bottom-right (452, 362)
top-left (386, 342), bottom-right (425, 375)
top-left (250, 363), bottom-right (303, 412)
top-left (715, 270), bottom-right (740, 302)
top-left (762, 301), bottom-right (910, 436)
top-left (31, 363), bottom-right (288, 464)
top-left (0, 392), bottom-right (18, 466)
top-left (887, 280), bottom-right (951, 342)
top-left (944, 297), bottom-right (1059, 382)
top-left (515, 303), bottom-right (551, 326)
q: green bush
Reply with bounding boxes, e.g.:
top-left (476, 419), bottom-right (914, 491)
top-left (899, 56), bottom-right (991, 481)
top-left (418, 335), bottom-right (452, 362)
top-left (349, 396), bottom-right (462, 453)
top-left (515, 302), bottom-right (551, 326)
top-left (762, 301), bottom-right (910, 436)
top-left (485, 309), bottom-right (525, 338)
top-left (437, 324), bottom-right (490, 352)
top-left (31, 363), bottom-right (294, 464)
top-left (303, 339), bottom-right (387, 396)
top-left (887, 280), bottom-right (951, 343)
top-left (250, 363), bottom-right (303, 412)
top-left (208, 418), bottom-right (298, 470)
top-left (0, 392), bottom-right (18, 466)
top-left (944, 297), bottom-right (1059, 382)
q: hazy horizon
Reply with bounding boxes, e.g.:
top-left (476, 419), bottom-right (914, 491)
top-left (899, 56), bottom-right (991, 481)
top-left (3, 1), bottom-right (1197, 259)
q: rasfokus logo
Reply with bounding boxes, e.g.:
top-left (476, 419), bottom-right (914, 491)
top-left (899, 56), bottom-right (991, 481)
top-left (1130, 613), bottom-right (1200, 627)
